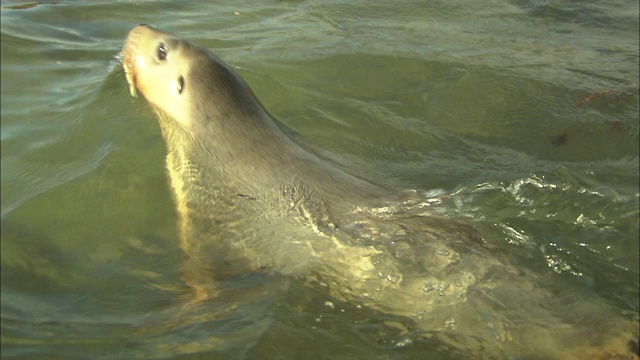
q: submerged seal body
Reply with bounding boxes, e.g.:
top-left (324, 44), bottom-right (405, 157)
top-left (122, 25), bottom-right (638, 359)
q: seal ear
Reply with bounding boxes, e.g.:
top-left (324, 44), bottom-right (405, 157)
top-left (177, 75), bottom-right (185, 94)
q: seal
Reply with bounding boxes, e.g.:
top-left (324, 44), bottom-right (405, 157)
top-left (122, 25), bottom-right (638, 359)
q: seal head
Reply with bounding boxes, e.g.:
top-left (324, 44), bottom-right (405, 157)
top-left (123, 25), bottom-right (264, 132)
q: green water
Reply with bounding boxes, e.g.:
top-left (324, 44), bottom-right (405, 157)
top-left (1, 1), bottom-right (638, 359)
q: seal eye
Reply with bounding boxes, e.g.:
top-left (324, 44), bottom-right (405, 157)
top-left (177, 76), bottom-right (184, 94)
top-left (157, 42), bottom-right (167, 61)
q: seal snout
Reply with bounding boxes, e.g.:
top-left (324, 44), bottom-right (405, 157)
top-left (122, 25), bottom-right (159, 97)
top-left (122, 28), bottom-right (146, 97)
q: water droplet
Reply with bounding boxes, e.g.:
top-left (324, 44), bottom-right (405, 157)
top-left (438, 283), bottom-right (449, 296)
top-left (445, 318), bottom-right (456, 330)
top-left (324, 301), bottom-right (334, 309)
top-left (394, 337), bottom-right (413, 348)
top-left (386, 274), bottom-right (400, 284)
